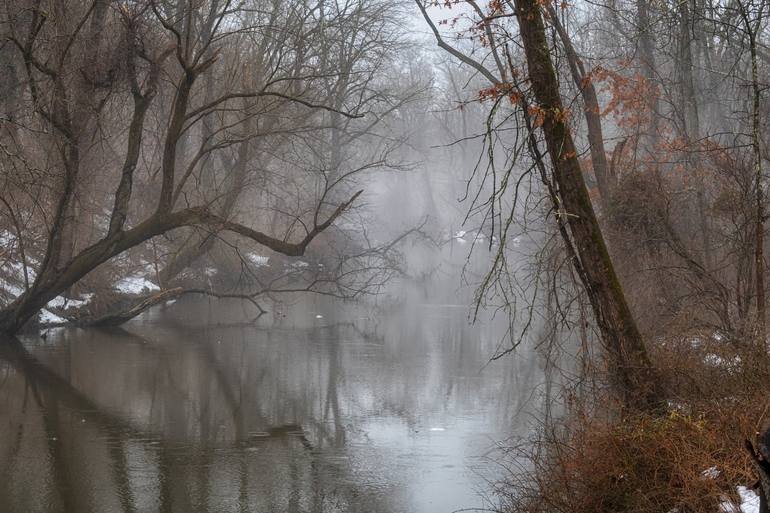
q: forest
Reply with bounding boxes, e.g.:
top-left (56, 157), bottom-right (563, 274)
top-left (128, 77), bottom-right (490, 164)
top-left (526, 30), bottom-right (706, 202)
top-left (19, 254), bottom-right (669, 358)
top-left (1, 0), bottom-right (770, 512)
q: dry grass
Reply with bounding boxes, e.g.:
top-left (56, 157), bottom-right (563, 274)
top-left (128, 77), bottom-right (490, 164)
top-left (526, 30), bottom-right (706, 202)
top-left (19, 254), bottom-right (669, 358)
top-left (494, 336), bottom-right (770, 513)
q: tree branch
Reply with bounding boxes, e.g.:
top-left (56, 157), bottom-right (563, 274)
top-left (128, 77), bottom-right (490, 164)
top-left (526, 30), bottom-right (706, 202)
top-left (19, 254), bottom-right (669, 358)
top-left (414, 0), bottom-right (502, 85)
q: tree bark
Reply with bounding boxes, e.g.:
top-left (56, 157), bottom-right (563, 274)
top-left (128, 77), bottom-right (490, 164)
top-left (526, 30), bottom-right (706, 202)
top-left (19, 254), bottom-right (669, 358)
top-left (514, 0), bottom-right (664, 411)
top-left (636, 0), bottom-right (659, 151)
top-left (751, 30), bottom-right (766, 341)
top-left (546, 6), bottom-right (612, 205)
top-left (746, 434), bottom-right (770, 513)
top-left (739, 2), bottom-right (766, 340)
top-left (677, 0), bottom-right (714, 271)
top-left (0, 191), bottom-right (361, 334)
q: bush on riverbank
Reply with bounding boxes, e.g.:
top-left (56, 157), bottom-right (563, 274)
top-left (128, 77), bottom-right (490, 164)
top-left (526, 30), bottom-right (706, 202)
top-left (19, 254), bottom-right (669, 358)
top-left (496, 337), bottom-right (769, 513)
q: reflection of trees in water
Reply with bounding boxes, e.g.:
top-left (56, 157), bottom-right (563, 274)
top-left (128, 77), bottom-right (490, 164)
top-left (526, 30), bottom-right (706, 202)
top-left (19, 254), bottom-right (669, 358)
top-left (0, 332), bottom-right (398, 513)
top-left (0, 304), bottom-right (532, 512)
top-left (0, 336), bottom-right (146, 512)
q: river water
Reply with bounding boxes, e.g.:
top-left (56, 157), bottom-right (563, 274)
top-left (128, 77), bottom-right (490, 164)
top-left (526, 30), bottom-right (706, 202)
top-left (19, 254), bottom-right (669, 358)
top-left (0, 273), bottom-right (543, 513)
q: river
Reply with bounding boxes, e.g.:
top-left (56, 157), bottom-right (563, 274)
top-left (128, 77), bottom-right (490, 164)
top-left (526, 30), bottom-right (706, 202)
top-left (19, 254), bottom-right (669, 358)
top-left (0, 273), bottom-right (543, 513)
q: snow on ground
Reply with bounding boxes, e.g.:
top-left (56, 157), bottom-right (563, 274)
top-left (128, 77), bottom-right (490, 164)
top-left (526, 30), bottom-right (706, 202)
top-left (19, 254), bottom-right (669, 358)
top-left (720, 486), bottom-right (760, 513)
top-left (7, 261), bottom-right (37, 281)
top-left (1, 279), bottom-right (24, 299)
top-left (47, 294), bottom-right (92, 309)
top-left (0, 250), bottom-right (40, 302)
top-left (115, 276), bottom-right (160, 294)
top-left (0, 230), bottom-right (15, 246)
top-left (39, 309), bottom-right (65, 324)
top-left (737, 486), bottom-right (761, 513)
top-left (1, 260), bottom-right (37, 297)
top-left (703, 353), bottom-right (742, 370)
top-left (452, 230), bottom-right (468, 244)
top-left (702, 466), bottom-right (720, 479)
top-left (247, 253), bottom-right (270, 267)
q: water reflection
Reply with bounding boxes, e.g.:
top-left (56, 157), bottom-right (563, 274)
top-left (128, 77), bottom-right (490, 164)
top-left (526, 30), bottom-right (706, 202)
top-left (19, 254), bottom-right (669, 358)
top-left (0, 287), bottom-right (540, 513)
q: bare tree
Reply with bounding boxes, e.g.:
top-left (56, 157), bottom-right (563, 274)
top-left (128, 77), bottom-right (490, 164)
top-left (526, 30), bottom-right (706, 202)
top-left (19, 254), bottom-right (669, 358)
top-left (0, 0), bottom-right (420, 333)
top-left (416, 0), bottom-right (664, 410)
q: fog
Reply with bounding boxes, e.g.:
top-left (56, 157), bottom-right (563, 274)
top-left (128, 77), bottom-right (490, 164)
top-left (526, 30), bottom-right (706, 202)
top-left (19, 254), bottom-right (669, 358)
top-left (2, 0), bottom-right (769, 511)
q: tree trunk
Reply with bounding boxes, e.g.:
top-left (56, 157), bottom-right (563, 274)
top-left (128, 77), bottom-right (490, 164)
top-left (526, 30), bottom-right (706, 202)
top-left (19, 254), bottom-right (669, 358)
top-left (678, 0), bottom-right (714, 271)
top-left (740, 3), bottom-right (766, 340)
top-left (751, 39), bottom-right (766, 341)
top-left (547, 6), bottom-right (612, 205)
top-left (636, 0), bottom-right (659, 152)
top-left (158, 118), bottom-right (258, 287)
top-left (514, 0), bottom-right (664, 412)
top-left (746, 429), bottom-right (770, 513)
top-left (0, 189), bottom-right (360, 334)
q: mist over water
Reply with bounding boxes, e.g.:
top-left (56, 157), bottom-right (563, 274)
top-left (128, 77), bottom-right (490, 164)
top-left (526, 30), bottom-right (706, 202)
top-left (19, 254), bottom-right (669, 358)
top-left (3, 0), bottom-right (769, 509)
top-left (0, 247), bottom-right (543, 513)
top-left (0, 1), bottom-right (558, 509)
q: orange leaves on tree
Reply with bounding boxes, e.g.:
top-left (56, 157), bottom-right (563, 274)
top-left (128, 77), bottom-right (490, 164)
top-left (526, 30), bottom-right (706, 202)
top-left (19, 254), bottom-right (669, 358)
top-left (525, 104), bottom-right (571, 128)
top-left (658, 136), bottom-right (689, 154)
top-left (553, 106), bottom-right (571, 123)
top-left (701, 139), bottom-right (732, 170)
top-left (527, 105), bottom-right (547, 127)
top-left (580, 72), bottom-right (594, 90)
top-left (488, 0), bottom-right (505, 14)
top-left (508, 91), bottom-right (523, 104)
top-left (478, 86), bottom-right (498, 102)
top-left (589, 65), bottom-right (660, 130)
top-left (478, 82), bottom-right (524, 105)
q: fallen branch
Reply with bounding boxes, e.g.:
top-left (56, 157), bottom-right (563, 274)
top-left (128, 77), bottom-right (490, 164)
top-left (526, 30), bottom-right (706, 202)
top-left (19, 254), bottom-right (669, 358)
top-left (79, 287), bottom-right (267, 327)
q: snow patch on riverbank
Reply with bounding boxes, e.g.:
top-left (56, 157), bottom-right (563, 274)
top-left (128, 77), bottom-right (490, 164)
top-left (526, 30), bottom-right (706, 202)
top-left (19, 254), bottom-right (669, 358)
top-left (39, 309), bottom-right (66, 324)
top-left (47, 294), bottom-right (93, 309)
top-left (247, 253), bottom-right (270, 267)
top-left (115, 276), bottom-right (160, 294)
top-left (720, 486), bottom-right (760, 513)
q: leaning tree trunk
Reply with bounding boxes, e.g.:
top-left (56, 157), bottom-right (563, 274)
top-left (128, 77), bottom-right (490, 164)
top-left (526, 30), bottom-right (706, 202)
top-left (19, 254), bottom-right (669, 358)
top-left (514, 0), bottom-right (664, 412)
top-left (547, 6), bottom-right (612, 206)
